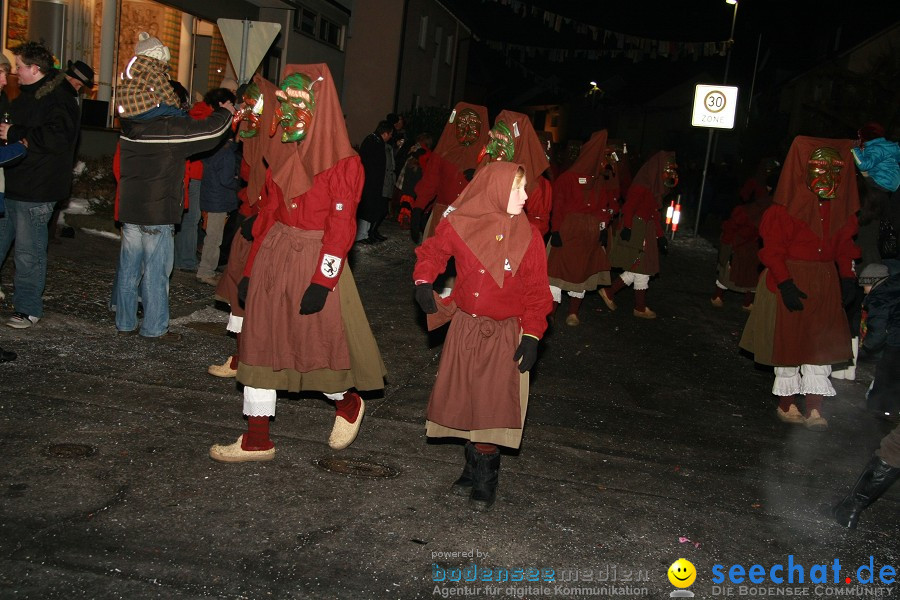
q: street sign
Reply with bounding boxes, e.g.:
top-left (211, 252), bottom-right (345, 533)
top-left (690, 84), bottom-right (739, 129)
top-left (217, 19), bottom-right (282, 84)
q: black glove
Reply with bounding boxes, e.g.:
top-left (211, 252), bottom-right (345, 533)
top-left (299, 283), bottom-right (330, 315)
top-left (777, 279), bottom-right (808, 312)
top-left (463, 168), bottom-right (476, 182)
top-left (550, 231), bottom-right (562, 247)
top-left (415, 283), bottom-right (437, 314)
top-left (410, 207), bottom-right (424, 244)
top-left (237, 277), bottom-right (250, 308)
top-left (240, 214), bottom-right (257, 241)
top-left (840, 277), bottom-right (858, 307)
top-left (657, 236), bottom-right (668, 256)
top-left (513, 335), bottom-right (539, 373)
top-left (620, 227), bottom-right (632, 242)
top-left (599, 228), bottom-right (608, 246)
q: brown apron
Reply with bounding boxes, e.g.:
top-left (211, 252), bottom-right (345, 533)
top-left (717, 241), bottom-right (761, 292)
top-left (740, 262), bottom-right (851, 366)
top-left (237, 223), bottom-right (386, 392)
top-left (547, 213), bottom-right (611, 290)
top-left (425, 307), bottom-right (529, 449)
top-left (608, 217), bottom-right (660, 276)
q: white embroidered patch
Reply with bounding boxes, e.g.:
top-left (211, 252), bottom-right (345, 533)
top-left (336, 203), bottom-right (344, 211)
top-left (442, 205), bottom-right (457, 218)
top-left (578, 177), bottom-right (587, 184)
top-left (449, 109), bottom-right (457, 123)
top-left (320, 254), bottom-right (341, 279)
top-left (504, 258), bottom-right (511, 271)
top-left (513, 122), bottom-right (520, 137)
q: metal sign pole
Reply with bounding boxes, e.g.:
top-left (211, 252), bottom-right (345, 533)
top-left (239, 19), bottom-right (250, 84)
top-left (694, 129), bottom-right (714, 235)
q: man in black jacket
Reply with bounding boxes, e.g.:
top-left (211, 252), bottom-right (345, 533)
top-left (115, 99), bottom-right (234, 342)
top-left (0, 41), bottom-right (79, 329)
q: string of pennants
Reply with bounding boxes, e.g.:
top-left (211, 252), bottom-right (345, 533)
top-left (479, 0), bottom-right (732, 63)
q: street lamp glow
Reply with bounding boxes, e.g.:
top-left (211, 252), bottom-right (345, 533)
top-left (589, 81), bottom-right (597, 86)
top-left (726, 0), bottom-right (737, 4)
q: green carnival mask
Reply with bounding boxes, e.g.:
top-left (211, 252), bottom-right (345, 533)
top-left (234, 82), bottom-right (263, 139)
top-left (271, 73), bottom-right (319, 143)
top-left (806, 147), bottom-right (843, 199)
top-left (454, 108), bottom-right (482, 147)
top-left (479, 120), bottom-right (516, 163)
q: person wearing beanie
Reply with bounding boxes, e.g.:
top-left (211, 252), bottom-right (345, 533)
top-left (851, 122), bottom-right (900, 220)
top-left (116, 32), bottom-right (184, 120)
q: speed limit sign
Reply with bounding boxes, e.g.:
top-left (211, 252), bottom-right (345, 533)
top-left (691, 84), bottom-right (739, 129)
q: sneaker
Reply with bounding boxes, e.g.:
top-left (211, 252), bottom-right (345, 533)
top-left (7, 313), bottom-right (39, 329)
top-left (143, 331), bottom-right (182, 344)
top-left (776, 404), bottom-right (806, 425)
top-left (710, 297), bottom-right (724, 308)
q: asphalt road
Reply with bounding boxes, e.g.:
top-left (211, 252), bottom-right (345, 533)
top-left (0, 220), bottom-right (896, 599)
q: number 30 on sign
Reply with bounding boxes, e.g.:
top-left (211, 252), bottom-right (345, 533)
top-left (691, 84), bottom-right (739, 129)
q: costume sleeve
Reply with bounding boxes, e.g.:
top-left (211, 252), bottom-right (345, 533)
top-left (834, 213), bottom-right (861, 278)
top-left (7, 93), bottom-right (78, 155)
top-left (413, 219), bottom-right (454, 283)
top-left (851, 145), bottom-right (888, 172)
top-left (412, 153), bottom-right (442, 209)
top-left (525, 177), bottom-right (552, 235)
top-left (758, 205), bottom-right (793, 284)
top-left (620, 185), bottom-right (643, 228)
top-left (310, 156), bottom-right (365, 289)
top-left (518, 229), bottom-right (553, 338)
top-left (243, 173), bottom-right (279, 278)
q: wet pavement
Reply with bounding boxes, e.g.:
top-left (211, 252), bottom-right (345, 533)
top-left (0, 218), bottom-right (897, 599)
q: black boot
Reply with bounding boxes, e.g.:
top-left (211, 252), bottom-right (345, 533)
top-left (469, 447), bottom-right (501, 512)
top-left (451, 442), bottom-right (477, 496)
top-left (0, 347), bottom-right (16, 363)
top-left (833, 455), bottom-right (900, 529)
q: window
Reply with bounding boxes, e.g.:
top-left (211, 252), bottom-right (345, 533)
top-left (295, 8), bottom-right (316, 36)
top-left (445, 35), bottom-right (454, 65)
top-left (418, 16), bottom-right (428, 49)
top-left (293, 5), bottom-right (344, 50)
top-left (318, 16), bottom-right (343, 48)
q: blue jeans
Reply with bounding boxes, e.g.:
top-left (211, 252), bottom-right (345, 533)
top-left (0, 199), bottom-right (55, 317)
top-left (115, 223), bottom-right (174, 337)
top-left (173, 179), bottom-right (201, 270)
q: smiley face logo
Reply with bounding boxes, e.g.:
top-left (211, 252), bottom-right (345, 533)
top-left (668, 559), bottom-right (696, 588)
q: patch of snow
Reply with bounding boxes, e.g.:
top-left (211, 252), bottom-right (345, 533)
top-left (170, 306), bottom-right (229, 325)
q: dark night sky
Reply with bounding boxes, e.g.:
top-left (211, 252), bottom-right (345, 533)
top-left (443, 0), bottom-right (900, 108)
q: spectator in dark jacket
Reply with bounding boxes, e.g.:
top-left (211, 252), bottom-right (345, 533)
top-left (0, 41), bottom-right (80, 329)
top-left (859, 260), bottom-right (900, 416)
top-left (197, 89), bottom-right (239, 285)
top-left (115, 96), bottom-right (234, 342)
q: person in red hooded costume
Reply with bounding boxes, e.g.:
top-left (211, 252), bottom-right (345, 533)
top-left (410, 102), bottom-right (489, 244)
top-left (476, 109), bottom-right (552, 236)
top-left (602, 151), bottom-right (677, 319)
top-left (740, 136), bottom-right (860, 430)
top-left (413, 162), bottom-right (552, 512)
top-left (209, 64), bottom-right (386, 463)
top-left (547, 130), bottom-right (622, 325)
top-left (208, 75), bottom-right (278, 378)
